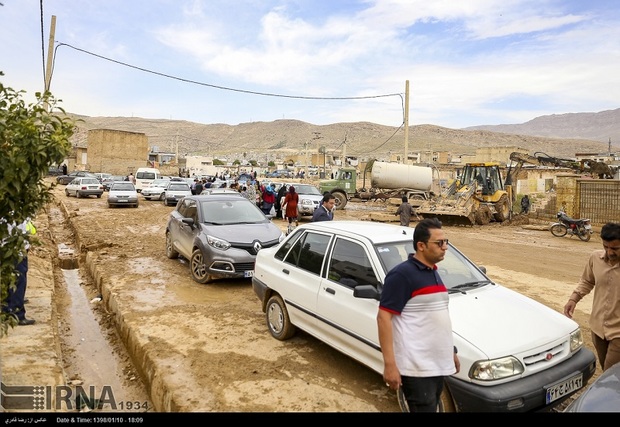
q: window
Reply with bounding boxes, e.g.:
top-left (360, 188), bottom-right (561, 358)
top-left (283, 231), bottom-right (331, 276)
top-left (328, 238), bottom-right (380, 289)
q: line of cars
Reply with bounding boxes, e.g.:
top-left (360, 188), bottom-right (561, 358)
top-left (161, 191), bottom-right (601, 412)
top-left (56, 171), bottom-right (609, 412)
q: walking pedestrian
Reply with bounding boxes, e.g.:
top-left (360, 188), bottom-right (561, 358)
top-left (563, 222), bottom-right (620, 371)
top-left (395, 196), bottom-right (415, 226)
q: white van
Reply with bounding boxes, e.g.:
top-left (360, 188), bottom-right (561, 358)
top-left (135, 167), bottom-right (161, 193)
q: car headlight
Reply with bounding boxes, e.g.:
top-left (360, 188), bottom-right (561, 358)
top-left (206, 234), bottom-right (231, 250)
top-left (469, 356), bottom-right (524, 381)
top-left (570, 328), bottom-right (584, 352)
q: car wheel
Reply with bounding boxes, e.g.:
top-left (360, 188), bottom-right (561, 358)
top-left (190, 249), bottom-right (212, 284)
top-left (97, 194), bottom-right (101, 198)
top-left (159, 193), bottom-right (165, 201)
top-left (266, 294), bottom-right (296, 340)
top-left (165, 231), bottom-right (179, 259)
top-left (65, 189), bottom-right (70, 197)
top-left (145, 197), bottom-right (151, 201)
top-left (76, 191), bottom-right (81, 199)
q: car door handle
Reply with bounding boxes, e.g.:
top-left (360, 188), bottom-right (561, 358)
top-left (282, 269), bottom-right (290, 275)
top-left (325, 287), bottom-right (335, 295)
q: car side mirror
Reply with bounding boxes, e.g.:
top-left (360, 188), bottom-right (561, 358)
top-left (353, 285), bottom-right (380, 301)
top-left (182, 217), bottom-right (195, 228)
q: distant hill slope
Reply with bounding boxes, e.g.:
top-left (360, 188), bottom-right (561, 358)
top-left (68, 109), bottom-right (620, 162)
top-left (464, 108), bottom-right (620, 147)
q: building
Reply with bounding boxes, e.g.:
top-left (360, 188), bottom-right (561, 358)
top-left (86, 129), bottom-right (149, 175)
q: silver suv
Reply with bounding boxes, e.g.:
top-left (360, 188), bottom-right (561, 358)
top-left (165, 195), bottom-right (285, 284)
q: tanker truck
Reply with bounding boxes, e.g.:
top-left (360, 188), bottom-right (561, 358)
top-left (318, 159), bottom-right (436, 210)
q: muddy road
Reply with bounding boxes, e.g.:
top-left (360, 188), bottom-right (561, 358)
top-left (36, 179), bottom-right (602, 412)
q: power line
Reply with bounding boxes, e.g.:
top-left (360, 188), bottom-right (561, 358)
top-left (51, 42), bottom-right (407, 154)
top-left (55, 42), bottom-right (403, 102)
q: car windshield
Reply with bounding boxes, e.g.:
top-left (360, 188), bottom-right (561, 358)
top-left (294, 184), bottom-right (321, 195)
top-left (112, 183), bottom-right (135, 191)
top-left (200, 199), bottom-right (266, 224)
top-left (375, 241), bottom-right (488, 291)
top-left (168, 184), bottom-right (190, 191)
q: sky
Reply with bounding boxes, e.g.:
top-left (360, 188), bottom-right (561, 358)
top-left (1, 0), bottom-right (619, 129)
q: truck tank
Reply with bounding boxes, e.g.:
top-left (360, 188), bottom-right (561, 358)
top-left (370, 161), bottom-right (433, 191)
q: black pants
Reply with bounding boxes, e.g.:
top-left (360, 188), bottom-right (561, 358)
top-left (401, 375), bottom-right (444, 412)
top-left (2, 257), bottom-right (28, 321)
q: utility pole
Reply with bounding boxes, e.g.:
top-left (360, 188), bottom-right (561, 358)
top-left (403, 80), bottom-right (409, 164)
top-left (43, 15), bottom-right (56, 110)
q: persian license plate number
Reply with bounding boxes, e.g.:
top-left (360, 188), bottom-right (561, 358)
top-left (244, 270), bottom-right (254, 278)
top-left (545, 373), bottom-right (583, 404)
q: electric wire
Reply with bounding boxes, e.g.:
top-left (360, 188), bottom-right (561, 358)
top-left (50, 41), bottom-right (408, 155)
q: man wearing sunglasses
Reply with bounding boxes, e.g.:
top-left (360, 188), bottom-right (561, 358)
top-left (564, 222), bottom-right (620, 372)
top-left (377, 217), bottom-right (460, 412)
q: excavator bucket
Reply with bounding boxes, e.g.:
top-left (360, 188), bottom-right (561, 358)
top-left (416, 184), bottom-right (477, 226)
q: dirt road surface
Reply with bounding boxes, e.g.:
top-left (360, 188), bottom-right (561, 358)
top-left (13, 179), bottom-right (603, 412)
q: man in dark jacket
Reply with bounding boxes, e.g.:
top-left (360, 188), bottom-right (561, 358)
top-left (312, 193), bottom-right (335, 222)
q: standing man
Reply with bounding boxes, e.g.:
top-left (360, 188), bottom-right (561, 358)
top-left (564, 222), bottom-right (620, 372)
top-left (312, 193), bottom-right (335, 222)
top-left (377, 218), bottom-right (460, 412)
top-left (520, 195), bottom-right (531, 214)
top-left (1, 218), bottom-right (37, 325)
top-left (395, 196), bottom-right (415, 227)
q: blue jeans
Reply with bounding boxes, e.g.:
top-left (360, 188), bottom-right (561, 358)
top-left (400, 375), bottom-right (444, 412)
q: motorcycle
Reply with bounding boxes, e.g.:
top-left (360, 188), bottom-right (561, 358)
top-left (550, 210), bottom-right (593, 242)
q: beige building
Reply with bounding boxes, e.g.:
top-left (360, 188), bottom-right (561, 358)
top-left (84, 129), bottom-right (149, 175)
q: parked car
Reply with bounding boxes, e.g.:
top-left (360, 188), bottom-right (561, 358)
top-left (281, 183), bottom-right (324, 216)
top-left (251, 220), bottom-right (596, 412)
top-left (265, 169), bottom-right (292, 178)
top-left (56, 171), bottom-right (98, 185)
top-left (65, 177), bottom-right (104, 198)
top-left (107, 181), bottom-right (139, 208)
top-left (141, 178), bottom-right (171, 200)
top-left (94, 172), bottom-right (113, 183)
top-left (101, 175), bottom-right (127, 191)
top-left (163, 181), bottom-right (192, 206)
top-left (165, 194), bottom-right (285, 284)
top-left (200, 188), bottom-right (242, 196)
top-left (564, 362), bottom-right (620, 412)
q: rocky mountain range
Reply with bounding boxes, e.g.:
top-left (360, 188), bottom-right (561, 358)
top-left (68, 107), bottom-right (620, 162)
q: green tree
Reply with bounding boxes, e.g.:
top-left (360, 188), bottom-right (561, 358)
top-left (268, 161), bottom-right (275, 167)
top-left (249, 160), bottom-right (258, 167)
top-left (0, 75), bottom-right (75, 336)
top-left (233, 159), bottom-right (240, 165)
top-left (213, 159), bottom-right (224, 166)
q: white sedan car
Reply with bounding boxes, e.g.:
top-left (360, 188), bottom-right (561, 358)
top-left (163, 181), bottom-right (192, 206)
top-left (141, 178), bottom-right (170, 200)
top-left (252, 221), bottom-right (596, 412)
top-left (107, 181), bottom-right (139, 208)
top-left (65, 177), bottom-right (104, 198)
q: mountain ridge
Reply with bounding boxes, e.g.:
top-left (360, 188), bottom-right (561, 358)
top-left (68, 108), bottom-right (620, 161)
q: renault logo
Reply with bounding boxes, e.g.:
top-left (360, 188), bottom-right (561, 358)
top-left (253, 241), bottom-right (262, 252)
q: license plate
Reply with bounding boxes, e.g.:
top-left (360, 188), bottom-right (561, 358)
top-left (118, 200), bottom-right (127, 202)
top-left (244, 270), bottom-right (254, 278)
top-left (545, 373), bottom-right (583, 404)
